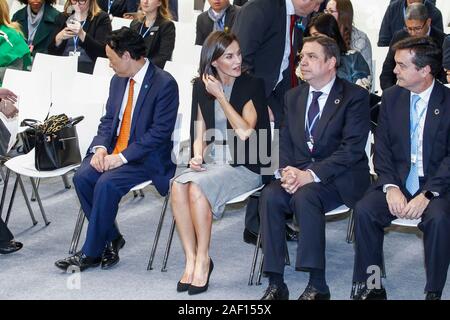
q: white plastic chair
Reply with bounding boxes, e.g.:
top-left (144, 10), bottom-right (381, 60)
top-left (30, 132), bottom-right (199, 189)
top-left (31, 53), bottom-right (78, 75)
top-left (111, 17), bottom-right (132, 31)
top-left (171, 22), bottom-right (199, 64)
top-left (93, 57), bottom-right (115, 79)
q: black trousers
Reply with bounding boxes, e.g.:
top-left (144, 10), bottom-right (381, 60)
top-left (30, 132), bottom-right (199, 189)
top-left (0, 217), bottom-right (13, 244)
top-left (352, 188), bottom-right (450, 292)
top-left (260, 180), bottom-right (343, 274)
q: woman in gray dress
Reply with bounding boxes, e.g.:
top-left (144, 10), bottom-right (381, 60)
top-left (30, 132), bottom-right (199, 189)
top-left (170, 31), bottom-right (271, 295)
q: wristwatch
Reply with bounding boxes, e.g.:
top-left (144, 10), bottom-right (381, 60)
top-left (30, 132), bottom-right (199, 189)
top-left (421, 190), bottom-right (436, 200)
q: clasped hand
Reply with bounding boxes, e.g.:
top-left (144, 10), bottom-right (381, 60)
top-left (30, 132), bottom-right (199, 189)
top-left (386, 187), bottom-right (430, 219)
top-left (280, 166), bottom-right (314, 194)
top-left (90, 149), bottom-right (124, 173)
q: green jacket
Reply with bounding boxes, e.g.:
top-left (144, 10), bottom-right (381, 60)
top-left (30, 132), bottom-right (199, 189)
top-left (12, 3), bottom-right (60, 56)
top-left (0, 24), bottom-right (31, 68)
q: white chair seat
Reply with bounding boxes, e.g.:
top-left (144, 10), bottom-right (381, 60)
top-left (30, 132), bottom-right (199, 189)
top-left (325, 204), bottom-right (350, 216)
top-left (226, 185), bottom-right (265, 205)
top-left (391, 218), bottom-right (420, 227)
top-left (129, 180), bottom-right (153, 192)
top-left (4, 149), bottom-right (79, 179)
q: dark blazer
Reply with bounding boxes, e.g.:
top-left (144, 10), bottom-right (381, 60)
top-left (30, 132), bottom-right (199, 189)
top-left (195, 5), bottom-right (239, 46)
top-left (0, 120), bottom-right (10, 156)
top-left (97, 0), bottom-right (130, 18)
top-left (169, 0), bottom-right (178, 21)
top-left (48, 11), bottom-right (111, 74)
top-left (190, 73), bottom-right (271, 181)
top-left (373, 82), bottom-right (450, 196)
top-left (12, 3), bottom-right (60, 56)
top-left (130, 15), bottom-right (175, 69)
top-left (233, 0), bottom-right (249, 6)
top-left (90, 62), bottom-right (179, 195)
top-left (380, 27), bottom-right (447, 90)
top-left (281, 77), bottom-right (371, 207)
top-left (442, 35), bottom-right (450, 69)
top-left (232, 0), bottom-right (302, 97)
top-left (378, 0), bottom-right (443, 47)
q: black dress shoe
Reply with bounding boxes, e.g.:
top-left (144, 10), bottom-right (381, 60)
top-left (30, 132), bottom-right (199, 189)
top-left (177, 281), bottom-right (190, 292)
top-left (285, 224), bottom-right (299, 242)
top-left (101, 235), bottom-right (125, 269)
top-left (243, 228), bottom-right (258, 245)
top-left (353, 286), bottom-right (387, 300)
top-left (298, 284), bottom-right (330, 300)
top-left (188, 258), bottom-right (214, 295)
top-left (55, 253), bottom-right (101, 272)
top-left (0, 240), bottom-right (23, 254)
top-left (261, 283), bottom-right (289, 300)
top-left (425, 292), bottom-right (441, 300)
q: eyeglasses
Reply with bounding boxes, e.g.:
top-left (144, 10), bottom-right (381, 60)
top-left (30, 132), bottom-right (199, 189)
top-left (70, 0), bottom-right (88, 4)
top-left (404, 20), bottom-right (427, 34)
top-left (324, 8), bottom-right (338, 15)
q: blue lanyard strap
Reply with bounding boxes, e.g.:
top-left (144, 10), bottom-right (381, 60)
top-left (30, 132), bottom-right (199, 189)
top-left (108, 0), bottom-right (114, 14)
top-left (73, 20), bottom-right (86, 52)
top-left (139, 18), bottom-right (152, 38)
top-left (306, 112), bottom-right (320, 141)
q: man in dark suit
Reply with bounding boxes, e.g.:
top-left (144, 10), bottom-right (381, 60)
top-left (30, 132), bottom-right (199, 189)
top-left (352, 36), bottom-right (450, 300)
top-left (378, 0), bottom-right (443, 47)
top-left (54, 27), bottom-right (179, 272)
top-left (195, 0), bottom-right (239, 46)
top-left (260, 36), bottom-right (370, 300)
top-left (444, 36), bottom-right (450, 83)
top-left (233, 0), bottom-right (323, 246)
top-left (0, 88), bottom-right (23, 255)
top-left (380, 2), bottom-right (447, 90)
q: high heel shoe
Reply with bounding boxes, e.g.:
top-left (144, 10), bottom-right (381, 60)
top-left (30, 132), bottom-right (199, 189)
top-left (177, 281), bottom-right (190, 292)
top-left (188, 258), bottom-right (214, 295)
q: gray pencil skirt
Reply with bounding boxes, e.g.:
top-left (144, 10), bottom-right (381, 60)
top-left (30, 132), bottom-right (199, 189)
top-left (172, 163), bottom-right (262, 219)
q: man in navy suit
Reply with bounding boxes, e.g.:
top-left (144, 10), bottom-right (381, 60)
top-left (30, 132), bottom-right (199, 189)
top-left (352, 36), bottom-right (450, 300)
top-left (55, 27), bottom-right (179, 272)
top-left (259, 36), bottom-right (370, 300)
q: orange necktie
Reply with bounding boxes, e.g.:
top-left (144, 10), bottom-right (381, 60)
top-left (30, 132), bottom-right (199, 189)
top-left (113, 79), bottom-right (135, 154)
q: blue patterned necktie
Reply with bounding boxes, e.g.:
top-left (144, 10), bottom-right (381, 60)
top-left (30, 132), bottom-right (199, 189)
top-left (307, 91), bottom-right (323, 140)
top-left (405, 94), bottom-right (421, 195)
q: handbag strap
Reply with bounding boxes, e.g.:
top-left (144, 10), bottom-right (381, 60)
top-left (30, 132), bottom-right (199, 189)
top-left (68, 116), bottom-right (84, 127)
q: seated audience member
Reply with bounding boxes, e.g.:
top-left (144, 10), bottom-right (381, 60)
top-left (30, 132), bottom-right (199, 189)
top-left (12, 0), bottom-right (60, 57)
top-left (325, 0), bottom-right (372, 75)
top-left (443, 36), bottom-right (449, 83)
top-left (0, 0), bottom-right (31, 84)
top-left (380, 2), bottom-right (446, 90)
top-left (378, 0), bottom-right (443, 47)
top-left (97, 0), bottom-right (131, 18)
top-left (259, 35), bottom-right (370, 300)
top-left (54, 27), bottom-right (179, 272)
top-left (168, 0), bottom-right (177, 21)
top-left (352, 36), bottom-right (450, 300)
top-left (171, 31), bottom-right (271, 295)
top-left (195, 0), bottom-right (239, 46)
top-left (130, 0), bottom-right (174, 69)
top-left (0, 88), bottom-right (22, 255)
top-left (48, 0), bottom-right (111, 74)
top-left (307, 13), bottom-right (371, 90)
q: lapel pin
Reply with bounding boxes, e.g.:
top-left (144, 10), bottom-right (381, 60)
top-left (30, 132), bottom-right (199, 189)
top-left (150, 32), bottom-right (155, 36)
top-left (334, 99), bottom-right (340, 104)
top-left (144, 84), bottom-right (149, 89)
top-left (434, 109), bottom-right (439, 115)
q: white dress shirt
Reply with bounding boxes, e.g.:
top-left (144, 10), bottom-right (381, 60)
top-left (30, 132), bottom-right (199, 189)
top-left (94, 59), bottom-right (150, 163)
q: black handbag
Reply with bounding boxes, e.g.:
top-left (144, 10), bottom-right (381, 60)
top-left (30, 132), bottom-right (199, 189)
top-left (22, 114), bottom-right (84, 171)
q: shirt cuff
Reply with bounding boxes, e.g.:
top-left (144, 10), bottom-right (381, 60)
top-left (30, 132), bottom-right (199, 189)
top-left (118, 153), bottom-right (127, 164)
top-left (307, 169), bottom-right (321, 183)
top-left (274, 168), bottom-right (282, 179)
top-left (383, 184), bottom-right (399, 193)
top-left (91, 145), bottom-right (107, 154)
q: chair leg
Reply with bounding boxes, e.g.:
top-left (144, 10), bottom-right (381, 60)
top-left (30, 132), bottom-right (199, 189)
top-left (4, 175), bottom-right (19, 225)
top-left (62, 174), bottom-right (71, 189)
top-left (161, 217), bottom-right (176, 272)
top-left (284, 239), bottom-right (290, 266)
top-left (69, 207), bottom-right (85, 254)
top-left (381, 251), bottom-right (386, 279)
top-left (31, 178), bottom-right (40, 202)
top-left (30, 177), bottom-right (50, 226)
top-left (133, 191), bottom-right (139, 198)
top-left (346, 209), bottom-right (355, 243)
top-left (248, 230), bottom-right (262, 286)
top-left (17, 174), bottom-right (38, 226)
top-left (256, 253), bottom-right (264, 285)
top-left (147, 193), bottom-right (170, 270)
top-left (139, 190), bottom-right (145, 197)
top-left (0, 168), bottom-right (11, 218)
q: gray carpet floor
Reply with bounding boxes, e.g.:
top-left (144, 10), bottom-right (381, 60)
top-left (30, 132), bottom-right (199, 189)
top-left (0, 172), bottom-right (448, 300)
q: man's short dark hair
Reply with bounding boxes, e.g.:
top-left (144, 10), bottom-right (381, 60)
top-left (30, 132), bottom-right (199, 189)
top-left (392, 36), bottom-right (442, 77)
top-left (106, 27), bottom-right (147, 60)
top-left (302, 36), bottom-right (341, 67)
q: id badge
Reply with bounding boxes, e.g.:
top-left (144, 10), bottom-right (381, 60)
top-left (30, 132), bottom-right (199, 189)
top-left (307, 141), bottom-right (314, 151)
top-left (69, 51), bottom-right (81, 57)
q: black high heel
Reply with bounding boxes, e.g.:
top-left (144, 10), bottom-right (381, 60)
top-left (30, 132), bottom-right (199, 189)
top-left (177, 281), bottom-right (190, 292)
top-left (188, 258), bottom-right (214, 295)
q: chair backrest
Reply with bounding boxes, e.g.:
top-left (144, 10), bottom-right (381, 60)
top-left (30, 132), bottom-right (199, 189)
top-left (172, 113), bottom-right (183, 163)
top-left (164, 61), bottom-right (198, 144)
top-left (93, 57), bottom-right (115, 79)
top-left (31, 53), bottom-right (78, 75)
top-left (111, 17), bottom-right (131, 31)
top-left (172, 22), bottom-right (199, 64)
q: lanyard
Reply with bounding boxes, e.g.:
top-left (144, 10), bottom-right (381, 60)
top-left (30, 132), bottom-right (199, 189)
top-left (305, 112), bottom-right (320, 144)
top-left (139, 18), bottom-right (153, 38)
top-left (73, 20), bottom-right (86, 52)
top-left (108, 0), bottom-right (114, 14)
top-left (409, 102), bottom-right (427, 161)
